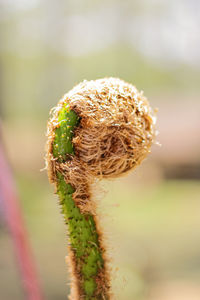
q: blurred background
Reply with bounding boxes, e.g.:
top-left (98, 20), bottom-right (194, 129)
top-left (0, 0), bottom-right (200, 299)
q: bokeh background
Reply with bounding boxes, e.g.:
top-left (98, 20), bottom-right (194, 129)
top-left (0, 0), bottom-right (200, 299)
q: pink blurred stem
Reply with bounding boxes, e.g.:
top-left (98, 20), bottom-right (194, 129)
top-left (0, 142), bottom-right (43, 300)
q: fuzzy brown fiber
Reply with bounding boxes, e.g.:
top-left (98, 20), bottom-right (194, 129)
top-left (71, 77), bottom-right (155, 176)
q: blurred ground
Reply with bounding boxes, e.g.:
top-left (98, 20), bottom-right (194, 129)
top-left (0, 0), bottom-right (200, 299)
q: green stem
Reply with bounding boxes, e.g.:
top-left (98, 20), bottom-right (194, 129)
top-left (52, 104), bottom-right (107, 299)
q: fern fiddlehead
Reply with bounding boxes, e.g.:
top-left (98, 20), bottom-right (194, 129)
top-left (46, 78), bottom-right (156, 299)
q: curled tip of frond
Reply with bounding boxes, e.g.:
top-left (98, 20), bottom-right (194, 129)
top-left (46, 77), bottom-right (156, 299)
top-left (47, 77), bottom-right (156, 211)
